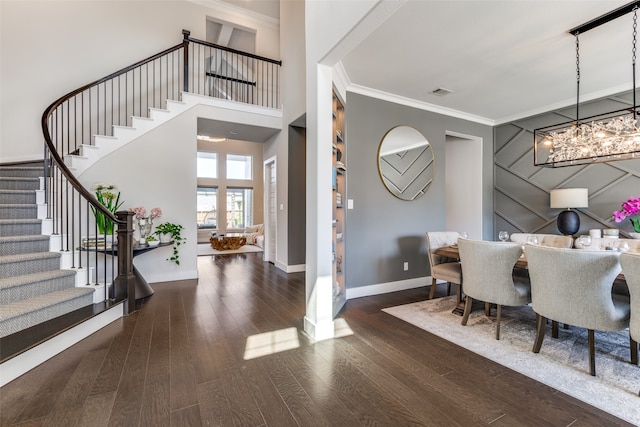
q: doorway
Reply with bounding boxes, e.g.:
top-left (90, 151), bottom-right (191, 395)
top-left (445, 132), bottom-right (483, 239)
top-left (264, 156), bottom-right (277, 263)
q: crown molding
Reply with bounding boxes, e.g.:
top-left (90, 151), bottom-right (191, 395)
top-left (347, 84), bottom-right (495, 127)
top-left (186, 0), bottom-right (280, 30)
top-left (495, 82), bottom-right (635, 126)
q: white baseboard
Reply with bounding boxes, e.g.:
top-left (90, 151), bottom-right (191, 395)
top-left (144, 269), bottom-right (198, 284)
top-left (274, 261), bottom-right (305, 273)
top-left (0, 302), bottom-right (124, 387)
top-left (346, 276), bottom-right (435, 300)
top-left (286, 263), bottom-right (305, 273)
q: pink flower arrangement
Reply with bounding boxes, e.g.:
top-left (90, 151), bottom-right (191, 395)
top-left (129, 206), bottom-right (162, 220)
top-left (613, 197), bottom-right (640, 232)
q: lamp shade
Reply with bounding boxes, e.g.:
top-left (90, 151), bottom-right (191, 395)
top-left (550, 188), bottom-right (588, 209)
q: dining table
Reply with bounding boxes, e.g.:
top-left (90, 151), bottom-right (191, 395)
top-left (433, 244), bottom-right (627, 316)
top-left (435, 244), bottom-right (528, 269)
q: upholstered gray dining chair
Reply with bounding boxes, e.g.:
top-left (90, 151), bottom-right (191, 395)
top-left (425, 232), bottom-right (462, 300)
top-left (510, 233), bottom-right (573, 248)
top-left (457, 239), bottom-right (531, 340)
top-left (527, 245), bottom-right (631, 376)
top-left (618, 253), bottom-right (640, 387)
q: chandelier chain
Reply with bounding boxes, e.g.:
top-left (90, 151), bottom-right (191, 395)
top-left (634, 7), bottom-right (638, 119)
top-left (575, 32), bottom-right (580, 124)
top-left (575, 32), bottom-right (580, 83)
top-left (634, 7), bottom-right (637, 64)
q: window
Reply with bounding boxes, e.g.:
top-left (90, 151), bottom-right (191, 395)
top-left (227, 154), bottom-right (252, 180)
top-left (197, 187), bottom-right (218, 229)
top-left (226, 188), bottom-right (253, 229)
top-left (197, 152), bottom-right (217, 178)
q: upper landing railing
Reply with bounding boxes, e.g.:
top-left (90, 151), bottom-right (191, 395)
top-left (41, 30), bottom-right (281, 313)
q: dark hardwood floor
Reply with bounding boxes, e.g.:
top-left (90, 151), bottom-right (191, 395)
top-left (0, 253), bottom-right (632, 426)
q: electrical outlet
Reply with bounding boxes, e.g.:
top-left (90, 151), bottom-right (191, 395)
top-left (403, 262), bottom-right (409, 271)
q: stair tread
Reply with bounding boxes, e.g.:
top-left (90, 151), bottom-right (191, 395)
top-left (0, 287), bottom-right (95, 319)
top-left (0, 218), bottom-right (41, 224)
top-left (0, 189), bottom-right (37, 193)
top-left (0, 251), bottom-right (60, 263)
top-left (0, 177), bottom-right (39, 181)
top-left (0, 166), bottom-right (43, 170)
top-left (0, 234), bottom-right (49, 243)
top-left (0, 269), bottom-right (77, 288)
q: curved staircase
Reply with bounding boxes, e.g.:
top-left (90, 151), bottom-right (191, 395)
top-left (0, 165), bottom-right (94, 339)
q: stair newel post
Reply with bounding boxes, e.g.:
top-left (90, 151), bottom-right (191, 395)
top-left (182, 29), bottom-right (190, 93)
top-left (114, 211), bottom-right (136, 315)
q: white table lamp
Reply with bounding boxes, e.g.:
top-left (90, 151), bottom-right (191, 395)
top-left (550, 188), bottom-right (588, 236)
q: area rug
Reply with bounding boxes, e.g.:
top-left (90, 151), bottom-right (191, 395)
top-left (383, 297), bottom-right (640, 425)
top-left (197, 243), bottom-right (263, 256)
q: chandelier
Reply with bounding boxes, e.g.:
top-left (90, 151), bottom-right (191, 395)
top-left (534, 1), bottom-right (640, 167)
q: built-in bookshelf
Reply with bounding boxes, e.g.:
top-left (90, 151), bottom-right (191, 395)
top-left (332, 90), bottom-right (346, 315)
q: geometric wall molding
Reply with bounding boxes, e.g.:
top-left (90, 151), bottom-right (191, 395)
top-left (494, 89), bottom-right (640, 239)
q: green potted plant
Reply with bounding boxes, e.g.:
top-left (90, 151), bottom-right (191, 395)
top-left (154, 222), bottom-right (185, 265)
top-left (90, 183), bottom-right (124, 235)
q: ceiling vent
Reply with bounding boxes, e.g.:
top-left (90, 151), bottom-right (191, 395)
top-left (430, 88), bottom-right (453, 96)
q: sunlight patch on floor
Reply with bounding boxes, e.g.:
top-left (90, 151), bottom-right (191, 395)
top-left (243, 327), bottom-right (300, 360)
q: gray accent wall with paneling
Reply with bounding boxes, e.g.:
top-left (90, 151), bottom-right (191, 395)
top-left (495, 90), bottom-right (640, 239)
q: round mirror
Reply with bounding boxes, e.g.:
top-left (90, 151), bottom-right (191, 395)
top-left (377, 126), bottom-right (435, 200)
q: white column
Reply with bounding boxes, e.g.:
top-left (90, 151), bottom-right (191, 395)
top-left (304, 63), bottom-right (335, 341)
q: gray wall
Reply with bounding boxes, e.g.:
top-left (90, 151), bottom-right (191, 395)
top-left (494, 90), bottom-right (640, 238)
top-left (345, 92), bottom-right (494, 289)
top-left (288, 125), bottom-right (306, 264)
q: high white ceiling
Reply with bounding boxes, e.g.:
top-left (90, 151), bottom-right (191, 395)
top-left (200, 0), bottom-right (639, 140)
top-left (341, 0), bottom-right (637, 125)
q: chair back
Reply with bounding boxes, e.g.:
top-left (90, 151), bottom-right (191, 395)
top-left (457, 239), bottom-right (529, 306)
top-left (619, 252), bottom-right (640, 341)
top-left (576, 237), bottom-right (624, 251)
top-left (425, 231), bottom-right (459, 270)
top-left (510, 233), bottom-right (572, 248)
top-left (526, 245), bottom-right (627, 331)
top-left (540, 235), bottom-right (573, 248)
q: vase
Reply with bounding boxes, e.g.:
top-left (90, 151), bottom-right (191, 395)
top-left (137, 217), bottom-right (153, 246)
top-left (629, 232), bottom-right (640, 239)
top-left (159, 233), bottom-right (172, 244)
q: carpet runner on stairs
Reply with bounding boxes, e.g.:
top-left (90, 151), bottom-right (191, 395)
top-left (0, 164), bottom-right (94, 339)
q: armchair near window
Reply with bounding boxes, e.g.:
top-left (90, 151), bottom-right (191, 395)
top-left (425, 232), bottom-right (462, 300)
top-left (457, 239), bottom-right (531, 340)
top-left (526, 245), bottom-right (631, 376)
